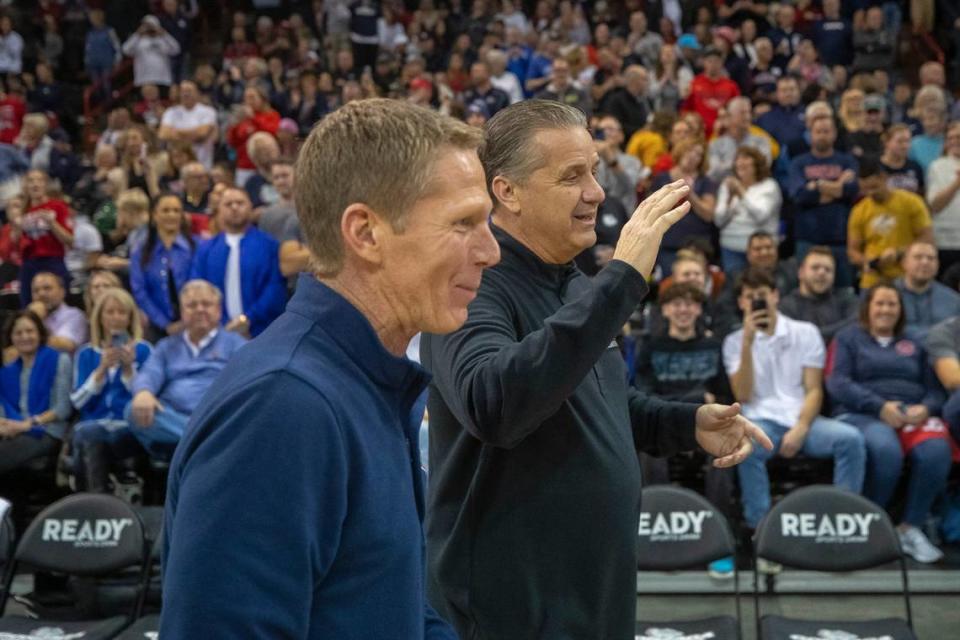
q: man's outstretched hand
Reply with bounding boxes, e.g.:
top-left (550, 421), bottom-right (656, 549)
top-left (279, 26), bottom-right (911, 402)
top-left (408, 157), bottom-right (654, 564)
top-left (695, 403), bottom-right (773, 468)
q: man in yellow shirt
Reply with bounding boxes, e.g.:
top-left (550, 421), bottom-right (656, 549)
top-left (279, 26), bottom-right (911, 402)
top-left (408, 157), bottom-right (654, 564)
top-left (848, 157), bottom-right (933, 289)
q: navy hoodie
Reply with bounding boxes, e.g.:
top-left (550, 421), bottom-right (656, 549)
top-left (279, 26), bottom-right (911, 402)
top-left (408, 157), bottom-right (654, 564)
top-left (162, 275), bottom-right (455, 639)
top-left (787, 150), bottom-right (859, 245)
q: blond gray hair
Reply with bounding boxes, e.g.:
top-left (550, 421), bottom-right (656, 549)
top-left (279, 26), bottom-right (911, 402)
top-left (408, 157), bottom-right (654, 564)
top-left (180, 279), bottom-right (222, 302)
top-left (294, 98), bottom-right (483, 276)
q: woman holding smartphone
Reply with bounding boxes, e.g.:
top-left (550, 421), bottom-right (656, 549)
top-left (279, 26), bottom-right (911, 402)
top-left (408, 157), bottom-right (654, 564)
top-left (826, 284), bottom-right (952, 563)
top-left (0, 310), bottom-right (72, 474)
top-left (70, 288), bottom-right (152, 492)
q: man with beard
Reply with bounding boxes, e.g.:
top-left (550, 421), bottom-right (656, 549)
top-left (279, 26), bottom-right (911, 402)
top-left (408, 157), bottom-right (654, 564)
top-left (778, 246), bottom-right (858, 343)
top-left (421, 100), bottom-right (771, 639)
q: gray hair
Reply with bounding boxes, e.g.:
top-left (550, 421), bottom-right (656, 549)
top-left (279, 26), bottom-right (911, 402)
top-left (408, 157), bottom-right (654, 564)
top-left (480, 100), bottom-right (587, 205)
top-left (180, 279), bottom-right (222, 303)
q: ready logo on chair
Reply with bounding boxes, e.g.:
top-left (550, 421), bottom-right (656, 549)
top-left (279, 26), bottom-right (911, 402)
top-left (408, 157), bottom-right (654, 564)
top-left (635, 626), bottom-right (721, 639)
top-left (786, 629), bottom-right (895, 640)
top-left (40, 517), bottom-right (134, 548)
top-left (779, 511), bottom-right (881, 543)
top-left (638, 510), bottom-right (715, 542)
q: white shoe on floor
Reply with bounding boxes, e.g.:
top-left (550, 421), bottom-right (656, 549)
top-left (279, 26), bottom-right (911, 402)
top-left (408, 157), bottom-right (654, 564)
top-left (898, 525), bottom-right (944, 564)
top-left (756, 557), bottom-right (782, 575)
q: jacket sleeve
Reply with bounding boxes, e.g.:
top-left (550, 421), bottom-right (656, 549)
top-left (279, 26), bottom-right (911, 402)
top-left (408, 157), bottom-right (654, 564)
top-left (132, 341), bottom-right (168, 397)
top-left (129, 250), bottom-right (171, 329)
top-left (189, 241), bottom-right (208, 281)
top-left (819, 291), bottom-right (858, 343)
top-left (626, 389), bottom-right (699, 456)
top-left (120, 34), bottom-right (140, 57)
top-left (422, 260), bottom-right (649, 449)
top-left (920, 346), bottom-right (946, 415)
top-left (245, 237), bottom-right (287, 332)
top-left (424, 603), bottom-right (457, 640)
top-left (824, 330), bottom-right (887, 415)
top-left (161, 374), bottom-right (347, 637)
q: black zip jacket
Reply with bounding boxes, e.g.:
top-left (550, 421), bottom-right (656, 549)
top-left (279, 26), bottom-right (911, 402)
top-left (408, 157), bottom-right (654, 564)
top-left (421, 225), bottom-right (699, 640)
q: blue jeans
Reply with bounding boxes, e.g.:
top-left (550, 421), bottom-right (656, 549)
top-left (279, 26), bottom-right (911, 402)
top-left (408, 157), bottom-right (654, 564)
top-left (123, 403), bottom-right (190, 461)
top-left (837, 413), bottom-right (953, 527)
top-left (721, 248), bottom-right (748, 276)
top-left (737, 416), bottom-right (866, 528)
top-left (795, 241), bottom-right (853, 290)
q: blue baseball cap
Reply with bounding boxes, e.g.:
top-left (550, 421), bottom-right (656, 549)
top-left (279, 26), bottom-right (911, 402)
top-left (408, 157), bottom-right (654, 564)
top-left (677, 34), bottom-right (701, 50)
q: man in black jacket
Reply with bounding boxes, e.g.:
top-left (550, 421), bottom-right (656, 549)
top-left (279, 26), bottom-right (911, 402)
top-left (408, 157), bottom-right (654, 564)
top-left (421, 100), bottom-right (771, 640)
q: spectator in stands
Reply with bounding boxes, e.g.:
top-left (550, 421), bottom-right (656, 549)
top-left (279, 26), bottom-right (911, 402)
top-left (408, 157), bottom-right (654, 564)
top-left (813, 0), bottom-right (853, 68)
top-left (599, 65), bottom-right (651, 142)
top-left (65, 200), bottom-right (104, 299)
top-left (648, 251), bottom-right (737, 338)
top-left (70, 288), bottom-right (152, 492)
top-left (128, 280), bottom-right (246, 460)
top-left (910, 105), bottom-right (947, 174)
top-left (0, 310), bottom-right (71, 475)
top-left (757, 75), bottom-right (805, 152)
top-left (119, 125), bottom-right (159, 199)
top-left (486, 48), bottom-right (523, 104)
top-left (97, 107), bottom-right (131, 150)
top-left (15, 113), bottom-right (53, 172)
top-left (258, 158), bottom-right (296, 243)
top-left (0, 139), bottom-right (27, 187)
top-left (15, 169), bottom-right (73, 304)
top-left (95, 186), bottom-right (150, 276)
top-left (748, 37), bottom-right (781, 104)
top-left (648, 44), bottom-right (692, 114)
top-left (158, 80), bottom-right (218, 170)
top-left (847, 94), bottom-right (886, 159)
top-left (122, 15), bottom-right (181, 89)
top-left (894, 241), bottom-right (960, 340)
top-left (788, 115), bottom-right (859, 288)
top-left (779, 246), bottom-right (858, 343)
top-left (83, 269), bottom-right (122, 313)
top-left (686, 47), bottom-right (740, 137)
top-left (715, 146), bottom-right (782, 274)
top-left (0, 15), bottom-right (23, 76)
top-left (191, 187), bottom-right (286, 338)
top-left (285, 71), bottom-right (329, 136)
top-left (157, 141), bottom-right (198, 194)
top-left (227, 86), bottom-right (280, 188)
top-left (852, 6), bottom-right (896, 74)
top-left (130, 193), bottom-right (195, 341)
top-left (179, 161), bottom-right (210, 217)
top-left (930, 313), bottom-right (960, 448)
top-left (464, 61), bottom-right (511, 118)
top-left (723, 267), bottom-right (865, 539)
top-left (652, 138), bottom-right (716, 274)
top-left (828, 284), bottom-right (950, 563)
top-left (84, 9), bottom-right (121, 99)
top-left (534, 57), bottom-right (591, 118)
top-left (881, 124), bottom-right (925, 195)
top-left (847, 159), bottom-right (932, 289)
top-left (717, 231), bottom-right (799, 323)
top-left (594, 114), bottom-right (643, 215)
top-left (242, 132), bottom-right (281, 210)
top-left (707, 96), bottom-right (772, 183)
top-left (28, 271), bottom-right (88, 354)
top-left (927, 121), bottom-right (960, 270)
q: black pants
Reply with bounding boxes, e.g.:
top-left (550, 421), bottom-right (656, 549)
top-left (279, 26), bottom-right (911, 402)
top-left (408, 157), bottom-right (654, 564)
top-left (0, 432), bottom-right (59, 475)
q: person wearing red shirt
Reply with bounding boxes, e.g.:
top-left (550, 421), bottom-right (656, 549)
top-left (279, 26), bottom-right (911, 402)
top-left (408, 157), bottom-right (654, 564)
top-left (226, 86), bottom-right (280, 189)
top-left (684, 47), bottom-right (740, 137)
top-left (13, 169), bottom-right (73, 304)
top-left (0, 86), bottom-right (26, 145)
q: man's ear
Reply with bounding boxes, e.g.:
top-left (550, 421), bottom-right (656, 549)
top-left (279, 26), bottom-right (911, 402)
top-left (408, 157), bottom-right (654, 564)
top-left (491, 175), bottom-right (521, 215)
top-left (340, 203), bottom-right (387, 265)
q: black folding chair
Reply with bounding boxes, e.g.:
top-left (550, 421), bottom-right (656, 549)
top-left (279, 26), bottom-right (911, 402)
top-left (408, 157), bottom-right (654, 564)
top-left (0, 504), bottom-right (12, 601)
top-left (753, 484), bottom-right (915, 640)
top-left (116, 512), bottom-right (164, 640)
top-left (636, 485), bottom-right (741, 640)
top-left (0, 493), bottom-right (150, 640)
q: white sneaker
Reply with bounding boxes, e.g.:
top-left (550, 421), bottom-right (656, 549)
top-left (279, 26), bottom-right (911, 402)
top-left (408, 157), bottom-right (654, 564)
top-left (756, 557), bottom-right (783, 575)
top-left (898, 525), bottom-right (944, 564)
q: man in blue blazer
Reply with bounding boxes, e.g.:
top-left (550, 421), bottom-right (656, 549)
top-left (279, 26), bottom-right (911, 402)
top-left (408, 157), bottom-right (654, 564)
top-left (190, 187), bottom-right (286, 337)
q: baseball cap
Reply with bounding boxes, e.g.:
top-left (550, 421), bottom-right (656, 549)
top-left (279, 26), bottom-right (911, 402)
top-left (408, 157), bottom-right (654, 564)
top-left (141, 15), bottom-right (161, 29)
top-left (677, 34), bottom-right (701, 50)
top-left (864, 94), bottom-right (885, 112)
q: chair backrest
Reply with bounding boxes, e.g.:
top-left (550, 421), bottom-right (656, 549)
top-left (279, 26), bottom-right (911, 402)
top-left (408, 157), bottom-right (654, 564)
top-left (637, 485), bottom-right (736, 570)
top-left (753, 485), bottom-right (901, 571)
top-left (0, 508), bottom-right (12, 577)
top-left (14, 493), bottom-right (147, 576)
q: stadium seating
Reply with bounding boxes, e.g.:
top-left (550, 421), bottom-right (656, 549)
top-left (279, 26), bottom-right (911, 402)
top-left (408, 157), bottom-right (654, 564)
top-left (752, 485), bottom-right (916, 639)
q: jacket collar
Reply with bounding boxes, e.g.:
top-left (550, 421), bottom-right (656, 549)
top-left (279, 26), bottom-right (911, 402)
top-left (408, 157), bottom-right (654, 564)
top-left (492, 223), bottom-right (578, 290)
top-left (287, 274), bottom-right (430, 395)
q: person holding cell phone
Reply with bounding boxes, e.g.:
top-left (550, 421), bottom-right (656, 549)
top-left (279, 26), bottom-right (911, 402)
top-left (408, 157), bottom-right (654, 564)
top-left (722, 267), bottom-right (866, 554)
top-left (70, 288), bottom-right (153, 493)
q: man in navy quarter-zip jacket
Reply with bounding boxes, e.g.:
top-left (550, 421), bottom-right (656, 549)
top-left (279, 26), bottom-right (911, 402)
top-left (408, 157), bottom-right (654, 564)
top-left (421, 100), bottom-right (773, 640)
top-left (161, 99), bottom-right (500, 638)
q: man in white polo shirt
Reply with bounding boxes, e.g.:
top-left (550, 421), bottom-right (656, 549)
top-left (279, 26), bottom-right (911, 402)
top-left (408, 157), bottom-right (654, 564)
top-left (723, 267), bottom-right (866, 531)
top-left (158, 80), bottom-right (218, 168)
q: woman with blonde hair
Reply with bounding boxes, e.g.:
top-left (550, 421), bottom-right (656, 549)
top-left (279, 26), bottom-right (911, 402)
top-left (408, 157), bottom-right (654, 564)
top-left (650, 137), bottom-right (717, 273)
top-left (70, 287), bottom-right (153, 492)
top-left (83, 269), bottom-right (123, 312)
top-left (838, 88), bottom-right (865, 139)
